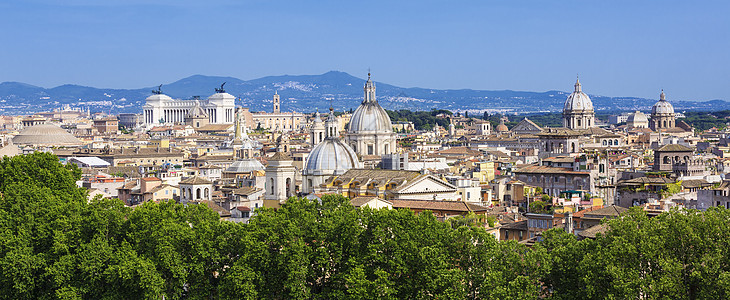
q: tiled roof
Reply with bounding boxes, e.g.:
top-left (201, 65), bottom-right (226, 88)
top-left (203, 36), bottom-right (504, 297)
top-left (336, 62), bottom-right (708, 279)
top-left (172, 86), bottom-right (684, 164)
top-left (584, 205), bottom-right (628, 217)
top-left (578, 223), bottom-right (610, 239)
top-left (232, 187), bottom-right (262, 196)
top-left (514, 165), bottom-right (589, 175)
top-left (618, 177), bottom-right (675, 185)
top-left (390, 199), bottom-right (489, 212)
top-left (500, 219), bottom-right (528, 230)
top-left (537, 127), bottom-right (582, 137)
top-left (656, 144), bottom-right (694, 152)
top-left (179, 176), bottom-right (212, 185)
top-left (268, 152), bottom-right (292, 161)
top-left (350, 196), bottom-right (391, 207)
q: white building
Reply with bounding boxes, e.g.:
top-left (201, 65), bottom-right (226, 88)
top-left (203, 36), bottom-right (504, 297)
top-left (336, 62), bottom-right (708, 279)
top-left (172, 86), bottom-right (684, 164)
top-left (142, 85), bottom-right (235, 127)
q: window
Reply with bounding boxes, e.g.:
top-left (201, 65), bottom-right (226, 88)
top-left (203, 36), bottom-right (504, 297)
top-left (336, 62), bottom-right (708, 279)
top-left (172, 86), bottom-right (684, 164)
top-left (368, 145), bottom-right (374, 155)
top-left (505, 230), bottom-right (510, 239)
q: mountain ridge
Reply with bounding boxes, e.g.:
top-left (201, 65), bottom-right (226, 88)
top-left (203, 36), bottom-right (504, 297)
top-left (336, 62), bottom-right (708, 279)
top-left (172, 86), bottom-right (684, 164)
top-left (0, 71), bottom-right (727, 115)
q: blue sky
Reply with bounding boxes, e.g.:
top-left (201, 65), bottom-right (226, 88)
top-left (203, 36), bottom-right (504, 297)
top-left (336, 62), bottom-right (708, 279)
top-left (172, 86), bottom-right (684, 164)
top-left (1, 0), bottom-right (727, 101)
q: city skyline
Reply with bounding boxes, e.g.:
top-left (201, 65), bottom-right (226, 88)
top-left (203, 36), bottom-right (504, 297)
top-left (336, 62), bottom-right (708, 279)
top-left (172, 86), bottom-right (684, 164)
top-left (1, 0), bottom-right (728, 101)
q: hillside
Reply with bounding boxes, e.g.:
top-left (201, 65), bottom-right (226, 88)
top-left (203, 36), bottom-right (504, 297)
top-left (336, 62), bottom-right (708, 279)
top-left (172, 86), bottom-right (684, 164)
top-left (0, 71), bottom-right (727, 115)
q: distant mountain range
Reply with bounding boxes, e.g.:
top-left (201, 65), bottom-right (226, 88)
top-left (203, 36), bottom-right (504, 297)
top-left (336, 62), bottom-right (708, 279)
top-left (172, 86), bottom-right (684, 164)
top-left (0, 71), bottom-right (727, 115)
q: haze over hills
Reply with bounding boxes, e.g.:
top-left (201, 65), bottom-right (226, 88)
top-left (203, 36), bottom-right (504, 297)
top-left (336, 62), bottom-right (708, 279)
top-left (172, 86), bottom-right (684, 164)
top-left (0, 71), bottom-right (726, 115)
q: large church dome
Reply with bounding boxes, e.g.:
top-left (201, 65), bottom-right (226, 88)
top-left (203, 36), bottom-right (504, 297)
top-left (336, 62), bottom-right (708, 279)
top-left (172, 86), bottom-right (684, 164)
top-left (348, 75), bottom-right (393, 133)
top-left (13, 123), bottom-right (82, 146)
top-left (304, 138), bottom-right (360, 176)
top-left (563, 78), bottom-right (594, 112)
top-left (651, 90), bottom-right (674, 115)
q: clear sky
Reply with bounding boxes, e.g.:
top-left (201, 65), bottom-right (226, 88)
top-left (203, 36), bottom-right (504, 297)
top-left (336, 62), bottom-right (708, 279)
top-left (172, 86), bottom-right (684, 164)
top-left (1, 0), bottom-right (727, 101)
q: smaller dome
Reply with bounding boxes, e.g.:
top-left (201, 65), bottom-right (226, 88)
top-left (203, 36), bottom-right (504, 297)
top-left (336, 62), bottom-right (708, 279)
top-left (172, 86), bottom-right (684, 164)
top-left (651, 90), bottom-right (674, 115)
top-left (13, 123), bottom-right (82, 146)
top-left (304, 138), bottom-right (360, 176)
top-left (627, 111), bottom-right (648, 123)
top-left (225, 159), bottom-right (264, 173)
top-left (187, 100), bottom-right (208, 118)
top-left (563, 78), bottom-right (594, 112)
top-left (496, 119), bottom-right (509, 132)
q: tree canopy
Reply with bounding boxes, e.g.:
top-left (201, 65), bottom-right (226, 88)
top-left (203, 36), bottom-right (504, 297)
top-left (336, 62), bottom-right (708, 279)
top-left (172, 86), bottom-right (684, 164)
top-left (2, 153), bottom-right (730, 299)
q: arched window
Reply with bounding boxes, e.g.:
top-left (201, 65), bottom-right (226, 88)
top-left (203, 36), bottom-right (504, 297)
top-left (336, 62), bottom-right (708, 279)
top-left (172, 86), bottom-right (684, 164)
top-left (270, 178), bottom-right (275, 195)
top-left (286, 178), bottom-right (291, 197)
top-left (196, 188), bottom-right (201, 199)
top-left (614, 139), bottom-right (619, 146)
top-left (204, 188), bottom-right (209, 198)
top-left (608, 140), bottom-right (613, 146)
top-left (663, 120), bottom-right (667, 128)
top-left (308, 179), bottom-right (313, 191)
top-left (571, 143), bottom-right (576, 153)
top-left (603, 140), bottom-right (607, 146)
top-left (577, 119), bottom-right (582, 127)
top-left (663, 156), bottom-right (670, 164)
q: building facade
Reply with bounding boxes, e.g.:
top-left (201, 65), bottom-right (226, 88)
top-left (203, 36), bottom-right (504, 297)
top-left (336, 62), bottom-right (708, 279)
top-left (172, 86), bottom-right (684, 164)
top-left (142, 86), bottom-right (235, 127)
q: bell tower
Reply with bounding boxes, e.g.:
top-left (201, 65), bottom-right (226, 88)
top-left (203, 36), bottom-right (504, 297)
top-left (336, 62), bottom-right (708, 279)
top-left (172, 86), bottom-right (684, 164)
top-left (273, 91), bottom-right (280, 114)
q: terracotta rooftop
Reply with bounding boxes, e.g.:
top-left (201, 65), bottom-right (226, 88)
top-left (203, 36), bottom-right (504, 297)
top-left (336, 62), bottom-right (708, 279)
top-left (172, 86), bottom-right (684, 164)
top-left (390, 199), bottom-right (490, 212)
top-left (656, 144), bottom-right (694, 152)
top-left (514, 165), bottom-right (589, 175)
top-left (179, 176), bottom-right (213, 185)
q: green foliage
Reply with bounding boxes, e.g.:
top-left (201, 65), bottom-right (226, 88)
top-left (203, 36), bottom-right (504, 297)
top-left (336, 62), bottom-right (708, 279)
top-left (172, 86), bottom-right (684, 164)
top-left (660, 181), bottom-right (683, 199)
top-left (681, 111), bottom-right (730, 131)
top-left (529, 200), bottom-right (552, 214)
top-left (536, 207), bottom-right (730, 299)
top-left (385, 109), bottom-right (452, 130)
top-left (6, 153), bottom-right (730, 299)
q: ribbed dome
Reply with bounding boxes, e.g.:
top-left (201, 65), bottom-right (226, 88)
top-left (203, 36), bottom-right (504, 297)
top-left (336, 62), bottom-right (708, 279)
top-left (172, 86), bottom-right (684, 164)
top-left (348, 75), bottom-right (393, 133)
top-left (304, 138), bottom-right (360, 176)
top-left (225, 159), bottom-right (264, 173)
top-left (187, 100), bottom-right (208, 118)
top-left (349, 104), bottom-right (393, 132)
top-left (563, 78), bottom-right (594, 112)
top-left (496, 123), bottom-right (509, 132)
top-left (13, 124), bottom-right (82, 146)
top-left (651, 90), bottom-right (674, 115)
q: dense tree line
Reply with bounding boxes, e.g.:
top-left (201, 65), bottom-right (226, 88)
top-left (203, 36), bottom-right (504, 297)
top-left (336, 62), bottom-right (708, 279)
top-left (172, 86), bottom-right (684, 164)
top-left (386, 109), bottom-right (453, 131)
top-left (3, 153), bottom-right (730, 299)
top-left (680, 110), bottom-right (730, 131)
